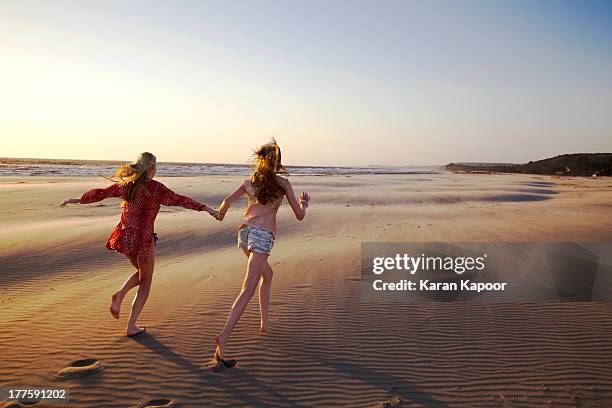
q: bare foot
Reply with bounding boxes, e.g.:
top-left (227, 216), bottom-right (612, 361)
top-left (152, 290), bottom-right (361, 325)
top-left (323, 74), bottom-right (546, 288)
top-left (110, 293), bottom-right (123, 319)
top-left (214, 334), bottom-right (226, 361)
top-left (260, 317), bottom-right (279, 333)
top-left (202, 356), bottom-right (236, 371)
top-left (126, 326), bottom-right (146, 337)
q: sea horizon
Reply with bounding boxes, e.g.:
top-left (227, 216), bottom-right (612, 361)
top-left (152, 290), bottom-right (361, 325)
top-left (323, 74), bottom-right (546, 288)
top-left (0, 156), bottom-right (442, 177)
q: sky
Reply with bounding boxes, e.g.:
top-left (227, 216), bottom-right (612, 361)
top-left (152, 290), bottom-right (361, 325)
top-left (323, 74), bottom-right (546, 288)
top-left (1, 0), bottom-right (611, 166)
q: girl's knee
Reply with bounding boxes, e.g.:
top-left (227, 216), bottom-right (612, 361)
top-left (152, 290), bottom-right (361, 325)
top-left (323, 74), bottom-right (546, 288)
top-left (241, 282), bottom-right (257, 298)
top-left (262, 262), bottom-right (273, 280)
top-left (138, 268), bottom-right (154, 285)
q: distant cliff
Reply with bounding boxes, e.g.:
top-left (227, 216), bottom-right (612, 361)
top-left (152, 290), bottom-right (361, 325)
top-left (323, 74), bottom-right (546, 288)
top-left (446, 153), bottom-right (612, 177)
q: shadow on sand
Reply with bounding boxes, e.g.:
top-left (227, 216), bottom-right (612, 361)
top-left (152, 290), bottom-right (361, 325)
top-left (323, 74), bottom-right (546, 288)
top-left (484, 193), bottom-right (553, 202)
top-left (289, 343), bottom-right (450, 407)
top-left (131, 333), bottom-right (304, 407)
top-left (525, 181), bottom-right (558, 187)
top-left (132, 332), bottom-right (448, 407)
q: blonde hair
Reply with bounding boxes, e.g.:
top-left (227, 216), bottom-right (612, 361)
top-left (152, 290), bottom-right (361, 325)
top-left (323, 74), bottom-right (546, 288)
top-left (251, 140), bottom-right (287, 205)
top-left (110, 152), bottom-right (156, 204)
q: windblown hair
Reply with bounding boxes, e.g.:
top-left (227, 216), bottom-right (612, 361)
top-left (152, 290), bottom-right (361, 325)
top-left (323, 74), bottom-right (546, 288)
top-left (110, 152), bottom-right (156, 205)
top-left (251, 140), bottom-right (288, 205)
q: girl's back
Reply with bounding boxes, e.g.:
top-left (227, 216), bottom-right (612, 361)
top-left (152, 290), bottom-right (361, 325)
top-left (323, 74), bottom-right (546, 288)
top-left (240, 178), bottom-right (285, 236)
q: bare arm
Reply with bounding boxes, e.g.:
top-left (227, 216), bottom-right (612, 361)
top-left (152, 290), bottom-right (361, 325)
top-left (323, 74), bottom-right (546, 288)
top-left (217, 183), bottom-right (247, 221)
top-left (282, 178), bottom-right (309, 221)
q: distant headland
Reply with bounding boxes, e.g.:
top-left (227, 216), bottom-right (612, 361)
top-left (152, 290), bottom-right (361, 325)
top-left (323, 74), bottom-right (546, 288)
top-left (446, 153), bottom-right (612, 177)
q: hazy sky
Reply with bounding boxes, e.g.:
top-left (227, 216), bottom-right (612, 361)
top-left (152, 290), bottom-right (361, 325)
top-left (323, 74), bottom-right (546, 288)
top-left (1, 0), bottom-right (611, 166)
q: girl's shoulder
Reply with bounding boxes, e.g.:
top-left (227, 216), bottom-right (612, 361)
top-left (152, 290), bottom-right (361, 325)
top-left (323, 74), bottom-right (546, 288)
top-left (275, 175), bottom-right (289, 187)
top-left (146, 178), bottom-right (162, 189)
top-left (242, 179), bottom-right (255, 194)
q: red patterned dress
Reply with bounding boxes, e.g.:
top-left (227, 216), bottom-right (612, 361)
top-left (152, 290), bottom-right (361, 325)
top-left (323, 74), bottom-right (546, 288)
top-left (80, 178), bottom-right (206, 262)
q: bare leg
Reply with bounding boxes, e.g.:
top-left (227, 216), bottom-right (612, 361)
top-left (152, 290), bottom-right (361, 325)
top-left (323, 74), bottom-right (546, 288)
top-left (110, 255), bottom-right (140, 319)
top-left (259, 261), bottom-right (278, 333)
top-left (215, 251), bottom-right (267, 360)
top-left (126, 242), bottom-right (155, 336)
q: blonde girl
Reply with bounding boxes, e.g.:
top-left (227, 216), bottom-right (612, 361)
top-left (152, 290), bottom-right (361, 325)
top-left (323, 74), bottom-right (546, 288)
top-left (61, 152), bottom-right (218, 336)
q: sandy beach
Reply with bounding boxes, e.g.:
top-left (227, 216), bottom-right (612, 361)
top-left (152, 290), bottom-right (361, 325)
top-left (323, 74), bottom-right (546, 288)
top-left (2, 172), bottom-right (612, 407)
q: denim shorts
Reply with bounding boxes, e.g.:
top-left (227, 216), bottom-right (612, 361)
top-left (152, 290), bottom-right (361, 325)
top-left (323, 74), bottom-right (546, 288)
top-left (238, 226), bottom-right (275, 255)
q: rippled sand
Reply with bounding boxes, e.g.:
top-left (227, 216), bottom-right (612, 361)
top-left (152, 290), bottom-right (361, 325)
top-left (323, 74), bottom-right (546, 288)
top-left (1, 173), bottom-right (612, 407)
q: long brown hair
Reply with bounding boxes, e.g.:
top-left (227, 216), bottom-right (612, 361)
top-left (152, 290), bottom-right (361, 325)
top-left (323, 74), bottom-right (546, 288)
top-left (110, 152), bottom-right (156, 205)
top-left (251, 140), bottom-right (287, 205)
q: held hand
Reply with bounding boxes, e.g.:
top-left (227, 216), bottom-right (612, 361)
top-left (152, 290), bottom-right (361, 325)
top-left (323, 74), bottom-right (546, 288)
top-left (215, 211), bottom-right (226, 222)
top-left (204, 206), bottom-right (219, 218)
top-left (60, 198), bottom-right (80, 207)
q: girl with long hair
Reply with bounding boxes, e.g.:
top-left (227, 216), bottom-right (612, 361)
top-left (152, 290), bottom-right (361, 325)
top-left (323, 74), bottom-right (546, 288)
top-left (61, 152), bottom-right (218, 336)
top-left (212, 140), bottom-right (310, 363)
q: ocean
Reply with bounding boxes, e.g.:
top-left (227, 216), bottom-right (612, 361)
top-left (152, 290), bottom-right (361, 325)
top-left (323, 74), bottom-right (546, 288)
top-left (0, 158), bottom-right (441, 177)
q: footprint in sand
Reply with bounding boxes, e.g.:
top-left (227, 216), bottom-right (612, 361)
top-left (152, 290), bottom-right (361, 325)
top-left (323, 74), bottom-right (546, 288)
top-left (55, 358), bottom-right (103, 379)
top-left (134, 399), bottom-right (175, 408)
top-left (0, 401), bottom-right (48, 408)
top-left (0, 402), bottom-right (40, 408)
